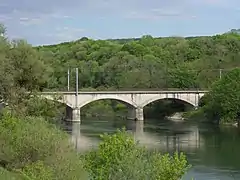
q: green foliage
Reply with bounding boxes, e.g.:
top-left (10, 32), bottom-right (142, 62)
top-left (0, 167), bottom-right (22, 180)
top-left (83, 129), bottom-right (190, 180)
top-left (0, 113), bottom-right (65, 169)
top-left (20, 161), bottom-right (54, 180)
top-left (0, 37), bottom-right (51, 115)
top-left (22, 95), bottom-right (65, 124)
top-left (35, 32), bottom-right (240, 116)
top-left (203, 68), bottom-right (240, 124)
top-left (0, 28), bottom-right (65, 120)
top-left (37, 33), bottom-right (240, 91)
top-left (0, 112), bottom-right (87, 180)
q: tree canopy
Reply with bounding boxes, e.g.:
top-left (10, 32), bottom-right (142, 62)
top-left (202, 68), bottom-right (240, 124)
top-left (35, 33), bottom-right (240, 91)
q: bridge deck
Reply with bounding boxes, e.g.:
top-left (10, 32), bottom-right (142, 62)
top-left (40, 90), bottom-right (208, 94)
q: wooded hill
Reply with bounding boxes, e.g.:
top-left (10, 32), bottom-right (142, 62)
top-left (36, 33), bottom-right (240, 91)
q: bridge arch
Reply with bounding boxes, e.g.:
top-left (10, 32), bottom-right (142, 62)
top-left (141, 96), bottom-right (197, 108)
top-left (78, 96), bottom-right (137, 109)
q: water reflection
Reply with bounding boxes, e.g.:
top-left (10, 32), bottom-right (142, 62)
top-left (127, 120), bottom-right (204, 153)
top-left (64, 118), bottom-right (240, 180)
top-left (68, 120), bottom-right (204, 152)
top-left (68, 122), bottom-right (98, 151)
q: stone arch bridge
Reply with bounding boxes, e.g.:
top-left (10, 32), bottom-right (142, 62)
top-left (40, 90), bottom-right (206, 122)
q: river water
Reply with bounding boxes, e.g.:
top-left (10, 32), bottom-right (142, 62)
top-left (64, 118), bottom-right (240, 180)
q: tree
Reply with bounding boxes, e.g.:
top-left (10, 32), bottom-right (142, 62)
top-left (203, 68), bottom-right (240, 124)
top-left (0, 39), bottom-right (51, 113)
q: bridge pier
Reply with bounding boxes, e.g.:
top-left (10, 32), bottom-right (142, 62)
top-left (65, 106), bottom-right (81, 122)
top-left (127, 107), bottom-right (144, 121)
top-left (72, 108), bottom-right (81, 122)
top-left (136, 107), bottom-right (144, 121)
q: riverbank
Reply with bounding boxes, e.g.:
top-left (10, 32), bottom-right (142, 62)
top-left (0, 112), bottom-right (190, 180)
top-left (166, 112), bottom-right (185, 122)
top-left (183, 108), bottom-right (240, 127)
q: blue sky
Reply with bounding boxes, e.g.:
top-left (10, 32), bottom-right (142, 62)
top-left (0, 0), bottom-right (240, 45)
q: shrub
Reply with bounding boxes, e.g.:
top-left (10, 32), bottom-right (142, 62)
top-left (83, 129), bottom-right (190, 180)
top-left (0, 112), bottom-right (87, 180)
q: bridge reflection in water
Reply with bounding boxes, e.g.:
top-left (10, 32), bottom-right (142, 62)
top-left (68, 119), bottom-right (204, 152)
top-left (130, 121), bottom-right (203, 152)
top-left (70, 122), bottom-right (99, 151)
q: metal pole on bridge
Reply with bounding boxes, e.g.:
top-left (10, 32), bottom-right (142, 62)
top-left (67, 68), bottom-right (70, 91)
top-left (219, 60), bottom-right (222, 80)
top-left (75, 68), bottom-right (79, 108)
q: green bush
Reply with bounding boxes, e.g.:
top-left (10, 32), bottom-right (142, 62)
top-left (83, 129), bottom-right (190, 180)
top-left (0, 112), bottom-right (87, 180)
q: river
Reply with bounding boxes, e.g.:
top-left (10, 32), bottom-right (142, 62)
top-left (64, 118), bottom-right (240, 180)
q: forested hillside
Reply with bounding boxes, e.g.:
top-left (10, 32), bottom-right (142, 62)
top-left (2, 21), bottom-right (240, 118)
top-left (36, 33), bottom-right (240, 91)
